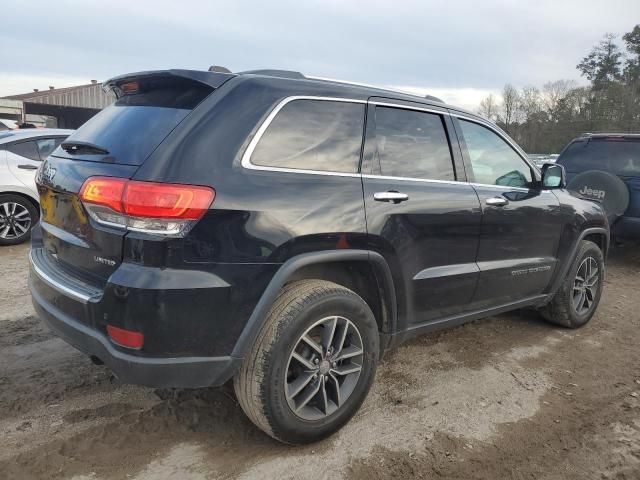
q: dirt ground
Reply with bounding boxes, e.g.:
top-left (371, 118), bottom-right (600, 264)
top-left (1, 243), bottom-right (639, 480)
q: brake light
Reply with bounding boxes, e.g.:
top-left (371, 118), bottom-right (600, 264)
top-left (120, 81), bottom-right (140, 94)
top-left (79, 177), bottom-right (215, 236)
top-left (123, 182), bottom-right (213, 219)
top-left (79, 177), bottom-right (126, 212)
top-left (107, 325), bottom-right (144, 349)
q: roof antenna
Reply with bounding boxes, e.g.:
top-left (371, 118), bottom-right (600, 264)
top-left (208, 66), bottom-right (232, 73)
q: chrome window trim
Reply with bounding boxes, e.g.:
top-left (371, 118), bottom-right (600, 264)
top-left (241, 95), bottom-right (366, 178)
top-left (362, 174), bottom-right (553, 194)
top-left (450, 113), bottom-right (540, 173)
top-left (361, 174), bottom-right (465, 187)
top-left (369, 100), bottom-right (446, 115)
top-left (29, 250), bottom-right (92, 303)
top-left (469, 182), bottom-right (554, 194)
top-left (240, 96), bottom-right (548, 193)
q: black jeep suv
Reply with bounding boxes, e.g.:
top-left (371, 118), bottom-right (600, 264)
top-left (29, 68), bottom-right (609, 444)
top-left (555, 133), bottom-right (640, 242)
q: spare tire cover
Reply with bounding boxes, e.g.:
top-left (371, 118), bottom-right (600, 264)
top-left (567, 170), bottom-right (629, 223)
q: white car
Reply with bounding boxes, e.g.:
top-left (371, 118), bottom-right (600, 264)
top-left (0, 128), bottom-right (73, 245)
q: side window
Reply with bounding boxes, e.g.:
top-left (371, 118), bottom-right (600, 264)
top-left (6, 141), bottom-right (40, 161)
top-left (36, 137), bottom-right (65, 159)
top-left (250, 99), bottom-right (365, 173)
top-left (373, 106), bottom-right (455, 181)
top-left (459, 119), bottom-right (532, 188)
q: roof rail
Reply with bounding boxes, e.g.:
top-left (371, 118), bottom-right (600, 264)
top-left (307, 75), bottom-right (444, 104)
top-left (581, 132), bottom-right (640, 137)
top-left (238, 69), bottom-right (305, 79)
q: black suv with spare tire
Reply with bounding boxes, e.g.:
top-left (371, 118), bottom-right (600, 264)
top-left (29, 68), bottom-right (609, 444)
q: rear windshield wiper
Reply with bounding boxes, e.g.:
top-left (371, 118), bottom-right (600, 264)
top-left (61, 141), bottom-right (110, 155)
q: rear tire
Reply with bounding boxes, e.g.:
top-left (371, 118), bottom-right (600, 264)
top-left (0, 194), bottom-right (38, 246)
top-left (234, 280), bottom-right (379, 444)
top-left (540, 240), bottom-right (604, 328)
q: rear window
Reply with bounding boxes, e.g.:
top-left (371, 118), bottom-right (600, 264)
top-left (54, 76), bottom-right (213, 166)
top-left (250, 99), bottom-right (365, 173)
top-left (558, 139), bottom-right (640, 177)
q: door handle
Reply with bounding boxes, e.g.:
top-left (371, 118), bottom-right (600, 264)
top-left (485, 196), bottom-right (508, 206)
top-left (374, 191), bottom-right (409, 203)
top-left (17, 164), bottom-right (39, 170)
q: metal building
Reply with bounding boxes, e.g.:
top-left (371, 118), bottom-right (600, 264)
top-left (2, 80), bottom-right (114, 129)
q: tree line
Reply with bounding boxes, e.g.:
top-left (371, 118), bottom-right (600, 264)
top-left (478, 25), bottom-right (640, 154)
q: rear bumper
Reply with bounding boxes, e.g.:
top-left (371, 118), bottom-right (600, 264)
top-left (612, 216), bottom-right (640, 240)
top-left (29, 248), bottom-right (242, 388)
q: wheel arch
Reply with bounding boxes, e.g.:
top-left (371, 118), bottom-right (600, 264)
top-left (548, 227), bottom-right (609, 298)
top-left (583, 231), bottom-right (609, 257)
top-left (231, 250), bottom-right (397, 358)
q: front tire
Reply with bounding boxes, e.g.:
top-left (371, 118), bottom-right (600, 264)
top-left (234, 280), bottom-right (379, 444)
top-left (0, 194), bottom-right (38, 246)
top-left (540, 240), bottom-right (604, 328)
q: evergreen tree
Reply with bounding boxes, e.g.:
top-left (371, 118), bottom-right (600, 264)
top-left (622, 25), bottom-right (640, 85)
top-left (577, 33), bottom-right (622, 89)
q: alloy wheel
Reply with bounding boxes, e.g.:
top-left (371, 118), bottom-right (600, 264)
top-left (0, 202), bottom-right (31, 240)
top-left (573, 256), bottom-right (599, 315)
top-left (284, 315), bottom-right (364, 421)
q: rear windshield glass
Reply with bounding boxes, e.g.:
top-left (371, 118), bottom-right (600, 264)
top-left (53, 77), bottom-right (213, 166)
top-left (558, 139), bottom-right (640, 177)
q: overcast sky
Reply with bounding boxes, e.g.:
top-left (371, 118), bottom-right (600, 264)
top-left (2, 0), bottom-right (638, 109)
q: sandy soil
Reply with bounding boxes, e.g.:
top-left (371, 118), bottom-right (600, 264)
top-left (0, 242), bottom-right (639, 479)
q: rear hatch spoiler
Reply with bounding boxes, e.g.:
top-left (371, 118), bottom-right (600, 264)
top-left (103, 69), bottom-right (235, 98)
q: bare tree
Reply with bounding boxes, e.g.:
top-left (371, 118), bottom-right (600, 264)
top-left (519, 86), bottom-right (542, 121)
top-left (478, 94), bottom-right (499, 121)
top-left (501, 84), bottom-right (520, 129)
top-left (542, 80), bottom-right (577, 120)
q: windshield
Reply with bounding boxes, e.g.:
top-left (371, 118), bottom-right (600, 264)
top-left (559, 138), bottom-right (640, 177)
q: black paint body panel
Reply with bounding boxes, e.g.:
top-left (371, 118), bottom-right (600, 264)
top-left (28, 71), bottom-right (609, 388)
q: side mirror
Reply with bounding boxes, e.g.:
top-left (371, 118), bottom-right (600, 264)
top-left (541, 163), bottom-right (566, 189)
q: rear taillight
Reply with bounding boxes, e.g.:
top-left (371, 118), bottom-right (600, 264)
top-left (79, 176), bottom-right (215, 236)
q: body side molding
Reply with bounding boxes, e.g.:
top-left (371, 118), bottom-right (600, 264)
top-left (413, 262), bottom-right (479, 281)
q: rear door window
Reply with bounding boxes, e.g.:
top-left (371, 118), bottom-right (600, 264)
top-left (559, 139), bottom-right (640, 177)
top-left (250, 99), bottom-right (365, 173)
top-left (6, 141), bottom-right (40, 161)
top-left (371, 106), bottom-right (455, 181)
